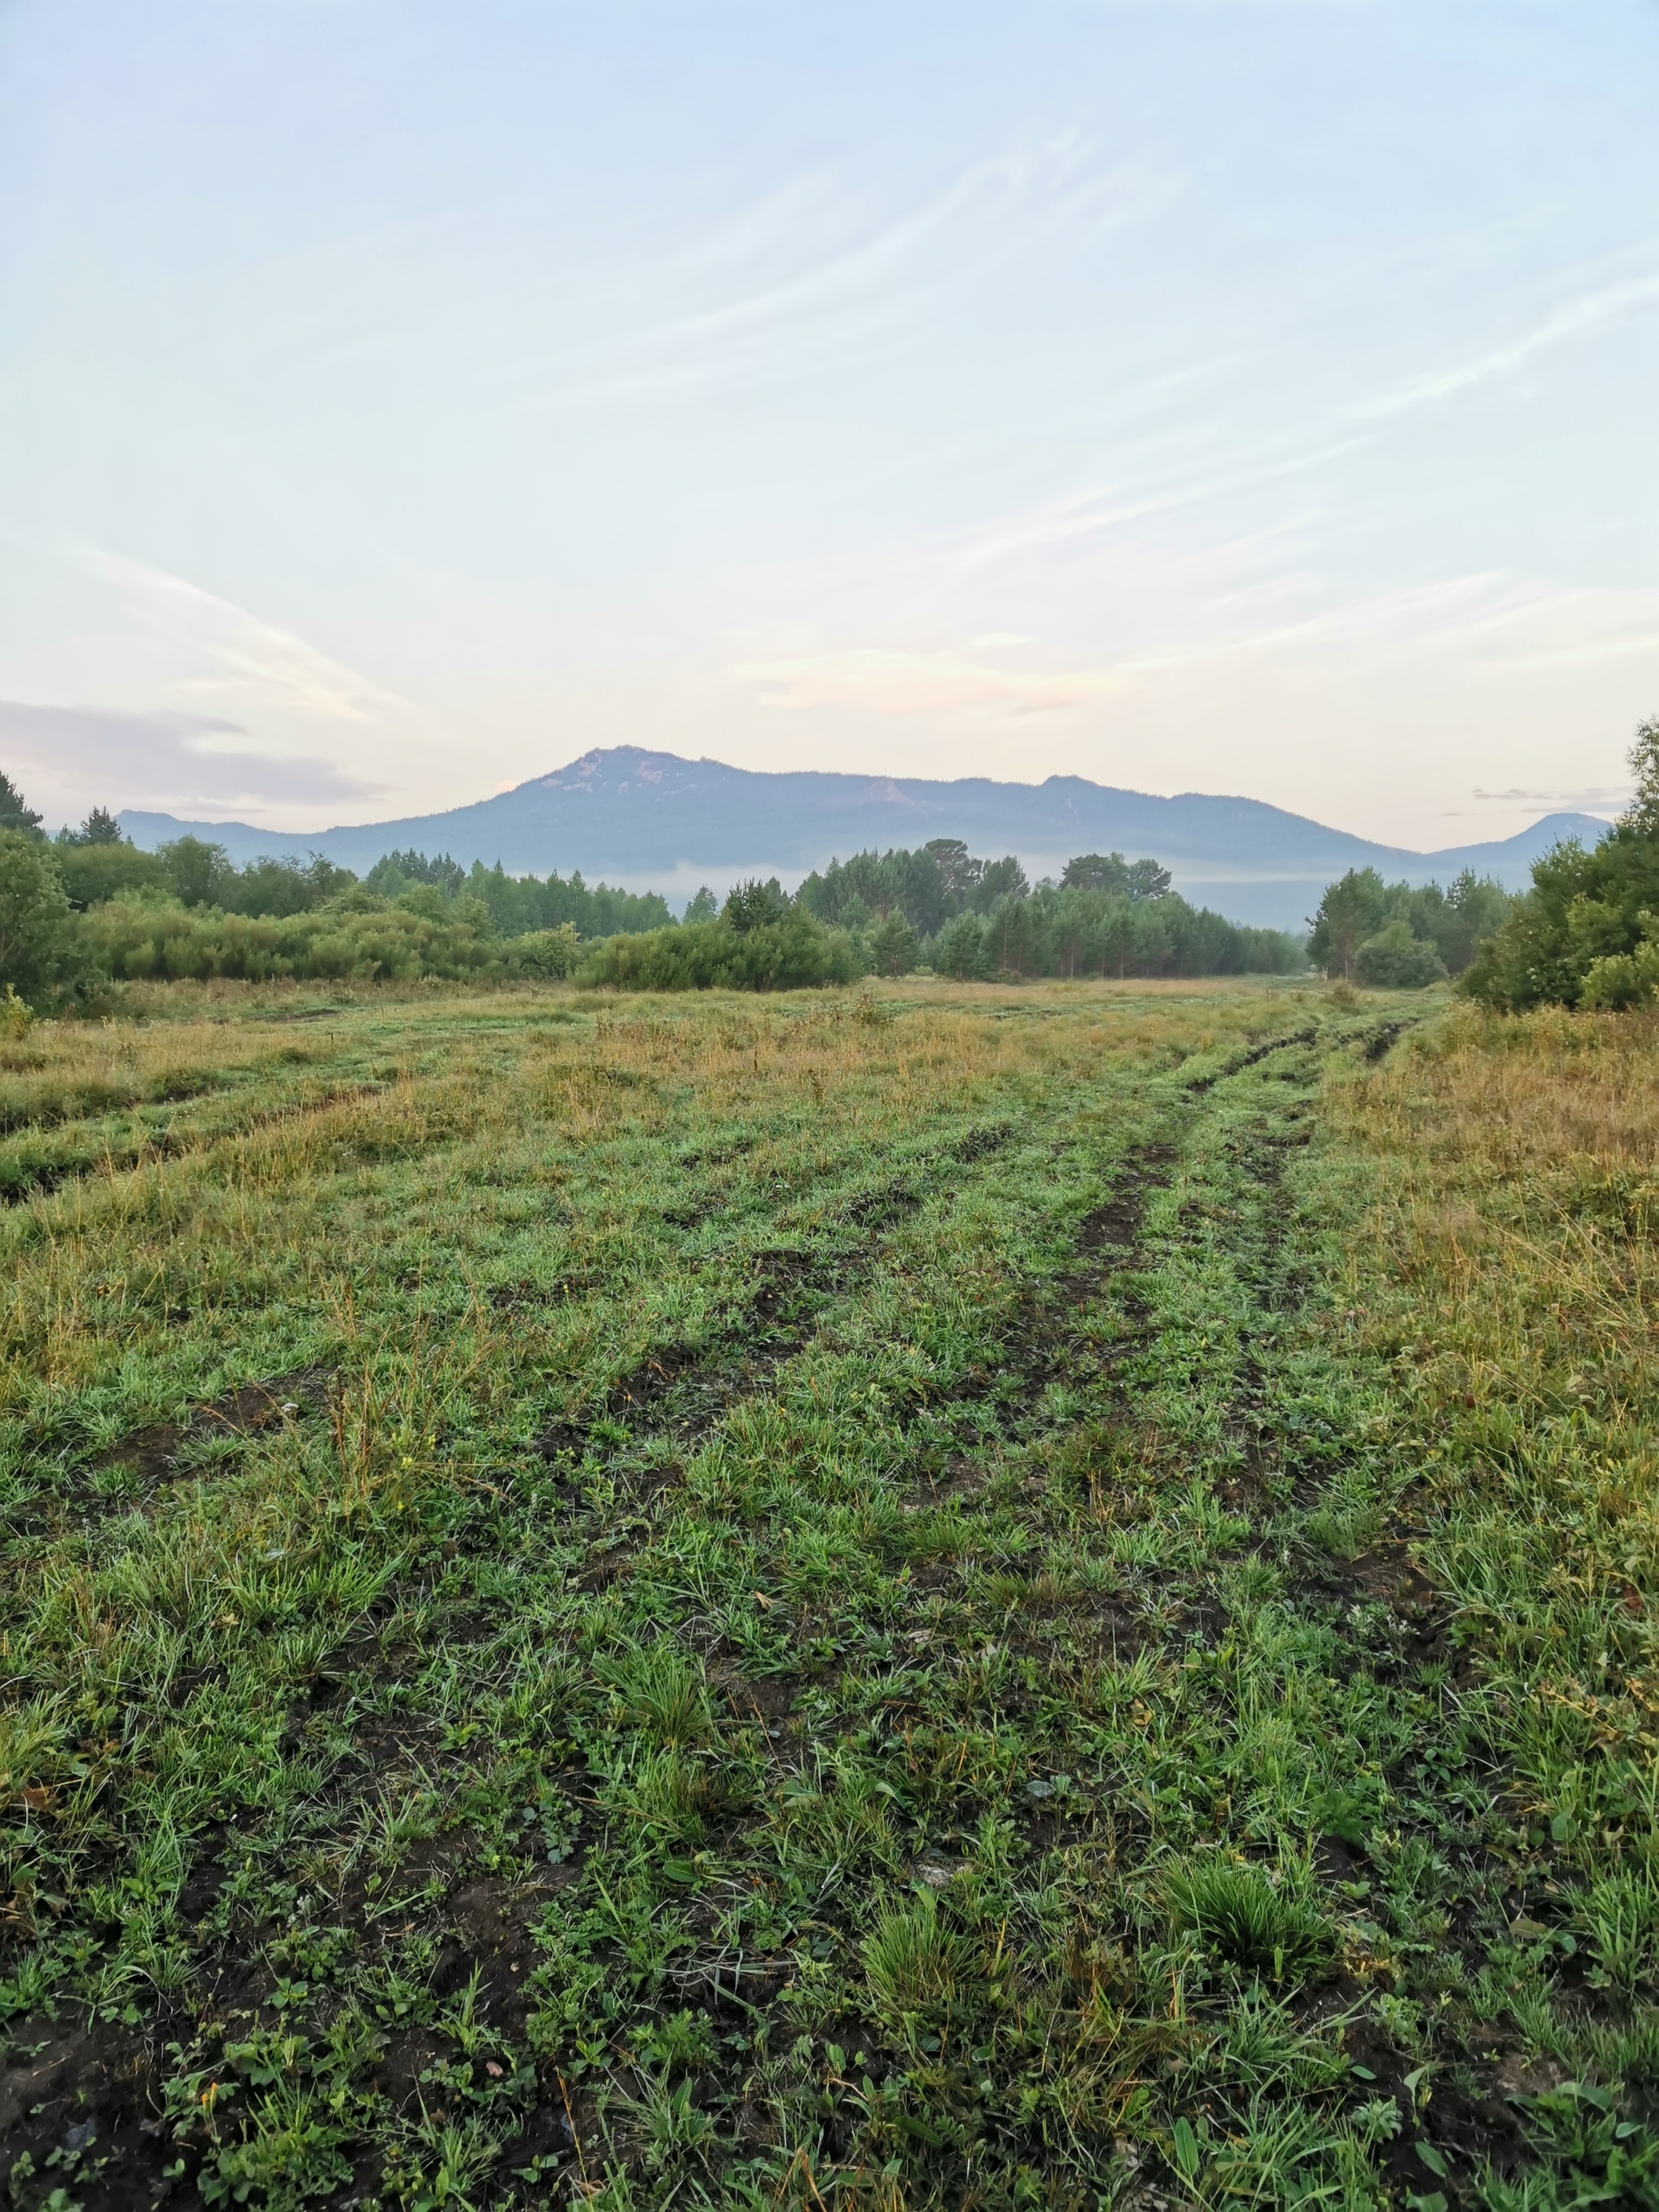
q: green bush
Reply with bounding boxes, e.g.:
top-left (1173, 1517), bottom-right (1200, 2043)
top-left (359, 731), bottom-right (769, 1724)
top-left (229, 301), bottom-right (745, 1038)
top-left (0, 828), bottom-right (83, 1004)
top-left (156, 834), bottom-right (236, 909)
top-left (1465, 840), bottom-right (1659, 1011)
top-left (579, 910), bottom-right (859, 991)
top-left (1353, 918), bottom-right (1447, 989)
top-left (866, 911), bottom-right (919, 978)
top-left (221, 853), bottom-right (358, 918)
top-left (505, 923), bottom-right (582, 978)
top-left (1578, 914), bottom-right (1659, 1011)
top-left (1465, 717), bottom-right (1659, 1011)
top-left (53, 841), bottom-right (169, 909)
top-left (1310, 865), bottom-right (1506, 979)
top-left (75, 891), bottom-right (499, 982)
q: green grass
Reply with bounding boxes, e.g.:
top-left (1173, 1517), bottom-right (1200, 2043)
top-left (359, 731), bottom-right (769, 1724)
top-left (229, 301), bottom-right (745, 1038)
top-left (0, 976), bottom-right (1654, 2211)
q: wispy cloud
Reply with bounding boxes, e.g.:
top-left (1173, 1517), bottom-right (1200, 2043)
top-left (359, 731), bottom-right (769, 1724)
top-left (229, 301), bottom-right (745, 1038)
top-left (1354, 264), bottom-right (1659, 420)
top-left (1473, 784), bottom-right (1627, 809)
top-left (952, 434), bottom-right (1366, 571)
top-left (950, 252), bottom-right (1659, 584)
top-left (679, 142), bottom-right (1179, 325)
top-left (517, 146), bottom-right (1183, 412)
top-left (736, 573), bottom-right (1659, 722)
top-left (84, 549), bottom-right (417, 727)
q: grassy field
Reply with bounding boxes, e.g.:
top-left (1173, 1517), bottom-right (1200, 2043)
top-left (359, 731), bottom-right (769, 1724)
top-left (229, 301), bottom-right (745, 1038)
top-left (0, 978), bottom-right (1654, 2212)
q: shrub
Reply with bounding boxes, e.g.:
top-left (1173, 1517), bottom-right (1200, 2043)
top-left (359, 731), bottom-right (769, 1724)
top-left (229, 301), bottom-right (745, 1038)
top-left (506, 924), bottom-right (582, 978)
top-left (579, 911), bottom-right (859, 992)
top-left (53, 841), bottom-right (168, 909)
top-left (1307, 868), bottom-right (1386, 978)
top-left (1465, 847), bottom-right (1659, 1011)
top-left (1353, 919), bottom-right (1447, 989)
top-left (157, 835), bottom-right (236, 909)
top-left (1580, 917), bottom-right (1659, 1010)
top-left (0, 828), bottom-right (82, 1004)
top-left (75, 892), bottom-right (498, 983)
top-left (1311, 867), bottom-right (1503, 980)
top-left (221, 853), bottom-right (357, 918)
top-left (867, 911), bottom-right (919, 978)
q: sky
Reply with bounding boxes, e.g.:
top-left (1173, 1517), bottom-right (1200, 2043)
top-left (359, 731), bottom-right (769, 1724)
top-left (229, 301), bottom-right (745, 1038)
top-left (1, 0), bottom-right (1655, 850)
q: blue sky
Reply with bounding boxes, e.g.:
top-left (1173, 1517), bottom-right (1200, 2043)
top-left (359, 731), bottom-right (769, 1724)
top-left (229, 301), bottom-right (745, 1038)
top-left (1, 0), bottom-right (1655, 846)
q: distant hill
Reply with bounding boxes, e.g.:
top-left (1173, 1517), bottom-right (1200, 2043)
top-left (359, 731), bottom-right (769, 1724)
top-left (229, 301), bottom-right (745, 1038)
top-left (119, 747), bottom-right (1612, 932)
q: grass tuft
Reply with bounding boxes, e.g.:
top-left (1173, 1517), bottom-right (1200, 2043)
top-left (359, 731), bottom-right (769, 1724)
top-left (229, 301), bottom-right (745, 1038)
top-left (1165, 1856), bottom-right (1336, 1986)
top-left (861, 1890), bottom-right (970, 2021)
top-left (599, 1642), bottom-right (714, 1747)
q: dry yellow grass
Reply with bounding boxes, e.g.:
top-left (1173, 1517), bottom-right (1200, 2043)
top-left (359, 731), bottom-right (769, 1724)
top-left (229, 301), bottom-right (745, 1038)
top-left (1334, 1002), bottom-right (1659, 1403)
top-left (1330, 1004), bottom-right (1659, 1943)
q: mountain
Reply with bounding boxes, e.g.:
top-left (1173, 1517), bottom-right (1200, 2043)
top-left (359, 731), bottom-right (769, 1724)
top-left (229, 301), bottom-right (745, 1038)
top-left (118, 747), bottom-right (1612, 932)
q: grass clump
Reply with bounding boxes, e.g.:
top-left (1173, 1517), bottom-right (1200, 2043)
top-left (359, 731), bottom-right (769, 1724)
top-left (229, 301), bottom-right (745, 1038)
top-left (861, 1890), bottom-right (971, 2023)
top-left (1165, 1854), bottom-right (1336, 1987)
top-left (599, 1642), bottom-right (714, 1747)
top-left (616, 1747), bottom-right (732, 1843)
top-left (1576, 1865), bottom-right (1659, 1996)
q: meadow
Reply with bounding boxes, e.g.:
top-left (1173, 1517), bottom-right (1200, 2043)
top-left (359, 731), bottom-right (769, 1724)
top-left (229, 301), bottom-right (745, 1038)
top-left (0, 976), bottom-right (1654, 2212)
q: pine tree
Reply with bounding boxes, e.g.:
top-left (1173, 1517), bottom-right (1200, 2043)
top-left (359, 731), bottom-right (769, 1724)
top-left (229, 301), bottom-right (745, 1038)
top-left (0, 769), bottom-right (43, 837)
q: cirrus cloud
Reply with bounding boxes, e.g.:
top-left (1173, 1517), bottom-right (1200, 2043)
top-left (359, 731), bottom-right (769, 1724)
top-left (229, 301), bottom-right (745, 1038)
top-left (83, 549), bottom-right (417, 727)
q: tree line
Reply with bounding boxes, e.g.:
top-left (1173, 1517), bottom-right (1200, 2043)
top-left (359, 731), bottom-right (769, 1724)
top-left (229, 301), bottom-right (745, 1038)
top-left (585, 844), bottom-right (1306, 988)
top-left (1, 797), bottom-right (671, 938)
top-left (0, 777), bottom-right (672, 1004)
top-left (1461, 716), bottom-right (1659, 1010)
top-left (17, 714), bottom-right (1653, 1008)
top-left (1300, 714), bottom-right (1659, 1011)
top-left (1306, 867), bottom-right (1510, 987)
top-left (0, 774), bottom-right (1311, 1005)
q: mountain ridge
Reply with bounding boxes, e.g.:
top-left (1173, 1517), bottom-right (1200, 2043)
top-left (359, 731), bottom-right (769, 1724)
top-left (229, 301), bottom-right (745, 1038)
top-left (117, 745), bottom-right (1610, 932)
